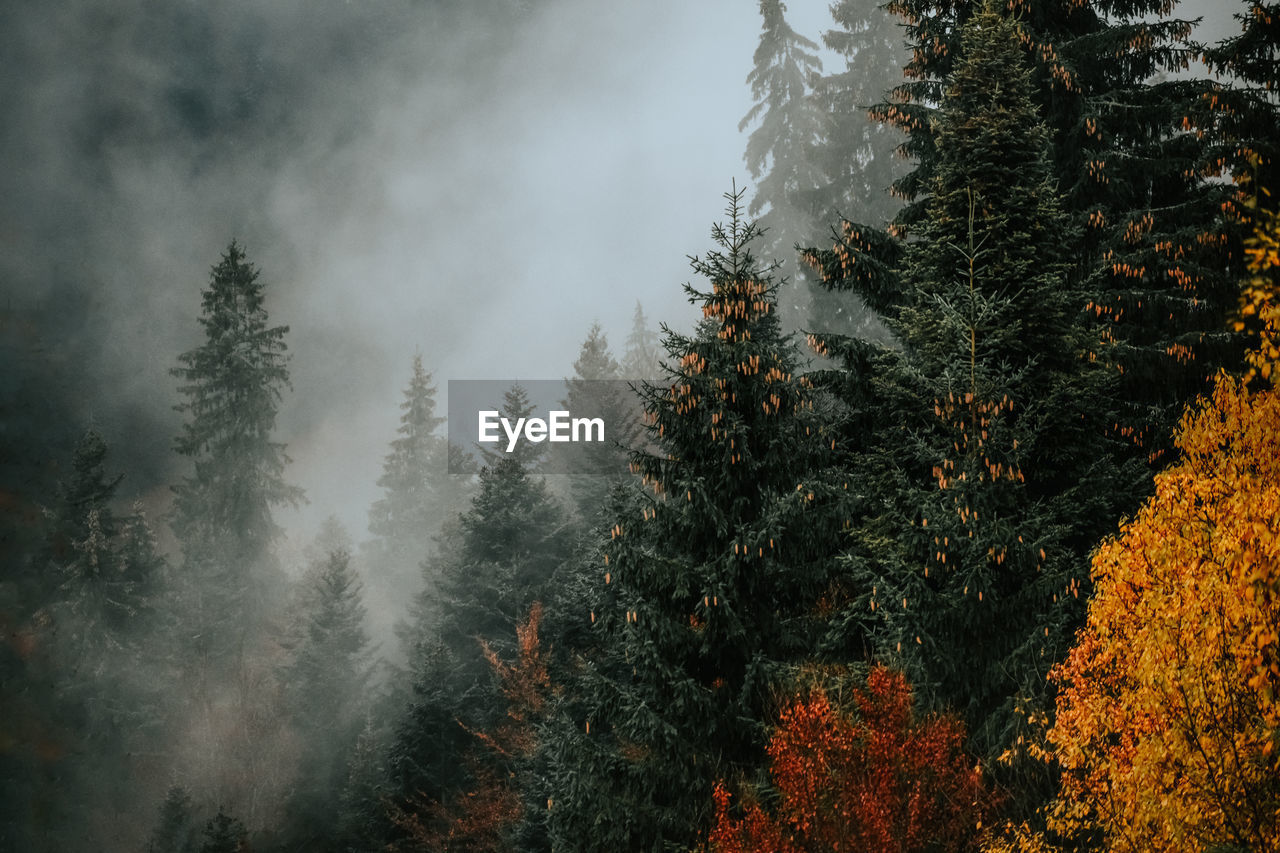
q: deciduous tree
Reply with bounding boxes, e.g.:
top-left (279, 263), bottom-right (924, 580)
top-left (710, 667), bottom-right (989, 853)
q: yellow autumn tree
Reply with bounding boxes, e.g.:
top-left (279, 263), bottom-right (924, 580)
top-left (1014, 206), bottom-right (1280, 852)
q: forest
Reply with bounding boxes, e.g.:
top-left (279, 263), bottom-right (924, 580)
top-left (2, 0), bottom-right (1278, 851)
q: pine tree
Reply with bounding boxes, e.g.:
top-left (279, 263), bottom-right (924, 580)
top-left (147, 786), bottom-right (198, 853)
top-left (826, 4), bottom-right (1134, 801)
top-left (198, 808), bottom-right (246, 853)
top-left (170, 241), bottom-right (302, 641)
top-left (560, 323), bottom-right (638, 525)
top-left (279, 546), bottom-right (373, 849)
top-left (365, 354), bottom-right (466, 629)
top-left (739, 0), bottom-right (826, 329)
top-left (387, 387), bottom-right (570, 849)
top-left (43, 427), bottom-right (122, 585)
top-left (542, 187), bottom-right (847, 851)
top-left (621, 301), bottom-right (661, 379)
top-left (116, 501), bottom-right (166, 632)
top-left (804, 0), bottom-right (905, 343)
top-left (1200, 1), bottom-right (1280, 197)
top-left (808, 0), bottom-right (1242, 467)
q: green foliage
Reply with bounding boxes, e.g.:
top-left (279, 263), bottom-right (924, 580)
top-left (542, 187), bottom-right (848, 851)
top-left (170, 241), bottom-right (302, 644)
top-left (387, 386), bottom-right (570, 848)
top-left (809, 0), bottom-right (1243, 466)
top-left (822, 6), bottom-right (1136, 804)
top-left (278, 545), bottom-right (373, 848)
top-left (740, 0), bottom-right (902, 339)
top-left (365, 354), bottom-right (470, 636)
top-left (739, 0), bottom-right (826, 329)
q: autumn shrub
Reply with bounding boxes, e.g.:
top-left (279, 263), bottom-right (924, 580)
top-left (709, 666), bottom-right (990, 853)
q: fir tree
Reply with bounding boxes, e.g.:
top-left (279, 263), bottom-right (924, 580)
top-left (560, 323), bottom-right (637, 526)
top-left (827, 4), bottom-right (1134, 805)
top-left (804, 0), bottom-right (905, 343)
top-left (43, 427), bottom-right (122, 583)
top-left (170, 241), bottom-right (302, 645)
top-left (809, 0), bottom-right (1243, 466)
top-left (146, 786), bottom-right (198, 853)
top-left (1200, 1), bottom-right (1280, 198)
top-left (198, 808), bottom-right (246, 853)
top-left (621, 301), bottom-right (661, 379)
top-left (116, 501), bottom-right (166, 632)
top-left (387, 386), bottom-right (570, 849)
top-left (365, 355), bottom-right (467, 633)
top-left (279, 546), bottom-right (373, 849)
top-left (739, 0), bottom-right (825, 329)
top-left (542, 187), bottom-right (847, 851)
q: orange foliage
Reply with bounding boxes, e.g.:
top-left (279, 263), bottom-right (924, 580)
top-left (1035, 370), bottom-right (1280, 852)
top-left (392, 604), bottom-right (548, 852)
top-left (710, 667), bottom-right (989, 853)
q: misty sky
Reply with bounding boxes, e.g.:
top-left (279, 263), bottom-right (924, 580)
top-left (2, 0), bottom-right (1239, 547)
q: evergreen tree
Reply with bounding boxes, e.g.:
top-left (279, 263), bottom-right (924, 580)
top-left (477, 384), bottom-right (548, 470)
top-left (170, 241), bottom-right (302, 643)
top-left (560, 323), bottom-right (638, 526)
top-left (621, 301), bottom-right (661, 379)
top-left (387, 386), bottom-right (570, 849)
top-left (809, 0), bottom-right (1242, 466)
top-left (1200, 1), bottom-right (1280, 198)
top-left (146, 786), bottom-right (198, 853)
top-left (116, 501), bottom-right (166, 632)
top-left (365, 355), bottom-right (468, 638)
top-left (826, 4), bottom-right (1134, 805)
top-left (804, 0), bottom-right (905, 343)
top-left (739, 0), bottom-right (826, 329)
top-left (279, 546), bottom-right (373, 849)
top-left (43, 428), bottom-right (122, 589)
top-left (542, 187), bottom-right (847, 851)
top-left (198, 808), bottom-right (246, 853)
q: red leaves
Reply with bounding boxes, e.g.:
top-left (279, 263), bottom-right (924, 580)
top-left (710, 667), bottom-right (989, 853)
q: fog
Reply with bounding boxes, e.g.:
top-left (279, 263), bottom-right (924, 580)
top-left (2, 0), bottom-right (859, 548)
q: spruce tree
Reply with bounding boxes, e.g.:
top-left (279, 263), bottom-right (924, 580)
top-left (804, 0), bottom-right (905, 342)
top-left (387, 386), bottom-right (570, 849)
top-left (170, 241), bottom-right (302, 643)
top-left (809, 0), bottom-right (1242, 465)
top-left (279, 546), bottom-right (373, 849)
top-left (1200, 1), bottom-right (1280, 197)
top-left (365, 354), bottom-right (465, 628)
top-left (542, 187), bottom-right (846, 851)
top-left (146, 786), bottom-right (198, 853)
top-left (560, 323), bottom-right (637, 526)
top-left (739, 0), bottom-right (826, 329)
top-left (621, 301), bottom-right (661, 379)
top-left (43, 428), bottom-right (122, 585)
top-left (829, 4), bottom-right (1133, 804)
top-left (197, 808), bottom-right (246, 853)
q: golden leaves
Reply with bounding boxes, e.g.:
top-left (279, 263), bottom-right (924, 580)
top-left (1042, 371), bottom-right (1280, 851)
